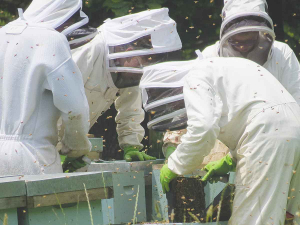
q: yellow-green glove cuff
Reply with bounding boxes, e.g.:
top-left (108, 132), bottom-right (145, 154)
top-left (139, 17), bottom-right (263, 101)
top-left (165, 146), bottom-right (176, 159)
top-left (160, 164), bottom-right (178, 193)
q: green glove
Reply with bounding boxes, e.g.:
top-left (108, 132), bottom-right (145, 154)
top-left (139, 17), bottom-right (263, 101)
top-left (160, 164), bottom-right (178, 193)
top-left (60, 155), bottom-right (66, 165)
top-left (62, 156), bottom-right (91, 173)
top-left (201, 154), bottom-right (236, 182)
top-left (123, 146), bottom-right (156, 162)
top-left (164, 146), bottom-right (176, 159)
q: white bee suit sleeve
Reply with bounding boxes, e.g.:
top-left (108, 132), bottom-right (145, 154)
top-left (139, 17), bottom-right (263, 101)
top-left (264, 41), bottom-right (300, 105)
top-left (115, 86), bottom-right (145, 150)
top-left (71, 32), bottom-right (116, 128)
top-left (168, 70), bottom-right (223, 175)
top-left (46, 56), bottom-right (91, 158)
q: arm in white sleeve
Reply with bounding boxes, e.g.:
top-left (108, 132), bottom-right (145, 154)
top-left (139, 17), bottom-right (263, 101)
top-left (281, 49), bottom-right (300, 105)
top-left (168, 73), bottom-right (222, 175)
top-left (115, 86), bottom-right (145, 150)
top-left (47, 57), bottom-right (91, 157)
top-left (71, 35), bottom-right (108, 128)
top-left (71, 35), bottom-right (105, 86)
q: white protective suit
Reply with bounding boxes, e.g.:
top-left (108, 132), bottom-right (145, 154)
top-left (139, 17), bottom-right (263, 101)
top-left (163, 0), bottom-right (300, 163)
top-left (0, 4), bottom-right (91, 175)
top-left (168, 57), bottom-right (300, 225)
top-left (71, 8), bottom-right (182, 150)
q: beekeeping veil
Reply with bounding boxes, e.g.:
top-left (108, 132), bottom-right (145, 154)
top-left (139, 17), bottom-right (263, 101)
top-left (139, 51), bottom-right (203, 132)
top-left (23, 0), bottom-right (89, 36)
top-left (219, 0), bottom-right (275, 65)
top-left (101, 8), bottom-right (182, 89)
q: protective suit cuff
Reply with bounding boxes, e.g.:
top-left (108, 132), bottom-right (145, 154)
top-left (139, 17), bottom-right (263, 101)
top-left (61, 140), bottom-right (92, 156)
top-left (66, 149), bottom-right (90, 158)
top-left (60, 143), bottom-right (71, 155)
top-left (167, 156), bottom-right (185, 176)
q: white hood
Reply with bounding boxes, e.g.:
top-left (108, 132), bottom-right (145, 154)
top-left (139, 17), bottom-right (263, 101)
top-left (218, 0), bottom-right (275, 66)
top-left (23, 0), bottom-right (88, 35)
top-left (222, 0), bottom-right (268, 19)
top-left (139, 51), bottom-right (202, 131)
top-left (221, 0), bottom-right (272, 37)
top-left (101, 8), bottom-right (182, 74)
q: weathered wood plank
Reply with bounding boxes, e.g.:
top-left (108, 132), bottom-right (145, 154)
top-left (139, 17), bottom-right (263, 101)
top-left (26, 200), bottom-right (103, 225)
top-left (0, 196), bottom-right (26, 209)
top-left (27, 187), bottom-right (113, 208)
top-left (0, 177), bottom-right (26, 198)
top-left (25, 172), bottom-right (113, 196)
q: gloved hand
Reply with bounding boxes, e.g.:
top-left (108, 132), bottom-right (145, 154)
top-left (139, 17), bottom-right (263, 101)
top-left (201, 154), bottom-right (236, 182)
top-left (62, 155), bottom-right (91, 173)
top-left (123, 146), bottom-right (156, 162)
top-left (164, 146), bottom-right (176, 159)
top-left (160, 164), bottom-right (178, 193)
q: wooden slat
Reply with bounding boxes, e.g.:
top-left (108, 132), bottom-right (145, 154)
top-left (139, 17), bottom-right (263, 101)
top-left (0, 177), bottom-right (26, 198)
top-left (0, 196), bottom-right (26, 209)
top-left (27, 187), bottom-right (113, 208)
top-left (25, 172), bottom-right (113, 196)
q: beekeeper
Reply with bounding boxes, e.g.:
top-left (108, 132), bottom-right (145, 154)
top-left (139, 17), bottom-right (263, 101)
top-left (70, 8), bottom-right (182, 161)
top-left (162, 0), bottom-right (300, 165)
top-left (160, 57), bottom-right (300, 225)
top-left (0, 0), bottom-right (91, 175)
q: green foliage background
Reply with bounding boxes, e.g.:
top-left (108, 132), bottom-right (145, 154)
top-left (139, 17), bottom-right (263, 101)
top-left (1, 0), bottom-right (300, 60)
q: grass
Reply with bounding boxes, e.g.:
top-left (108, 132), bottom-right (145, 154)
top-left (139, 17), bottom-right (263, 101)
top-left (132, 185), bottom-right (140, 225)
top-left (55, 192), bottom-right (67, 225)
top-left (3, 213), bottom-right (8, 225)
top-left (83, 183), bottom-right (94, 225)
top-left (52, 208), bottom-right (64, 225)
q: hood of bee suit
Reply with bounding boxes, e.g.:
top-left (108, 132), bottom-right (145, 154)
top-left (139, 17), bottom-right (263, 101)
top-left (22, 0), bottom-right (88, 36)
top-left (219, 0), bottom-right (275, 66)
top-left (100, 8), bottom-right (182, 89)
top-left (67, 26), bottom-right (98, 50)
top-left (139, 50), bottom-right (203, 132)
